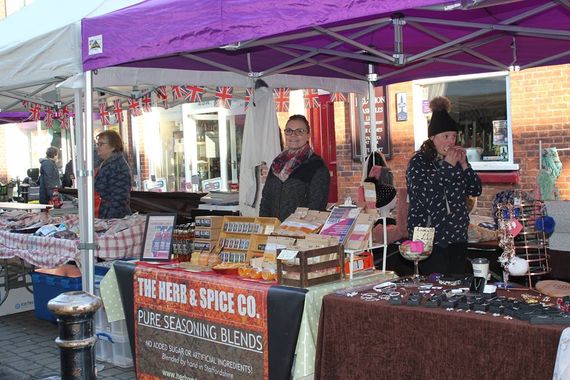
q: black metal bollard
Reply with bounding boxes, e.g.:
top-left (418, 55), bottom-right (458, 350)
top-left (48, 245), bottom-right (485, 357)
top-left (48, 291), bottom-right (102, 380)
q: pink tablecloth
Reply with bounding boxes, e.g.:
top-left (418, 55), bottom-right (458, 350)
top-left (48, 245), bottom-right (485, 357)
top-left (0, 222), bottom-right (145, 268)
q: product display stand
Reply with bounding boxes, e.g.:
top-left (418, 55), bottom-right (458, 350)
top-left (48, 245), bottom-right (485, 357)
top-left (345, 216), bottom-right (387, 279)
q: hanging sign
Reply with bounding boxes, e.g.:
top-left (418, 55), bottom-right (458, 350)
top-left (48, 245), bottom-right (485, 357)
top-left (351, 86), bottom-right (391, 160)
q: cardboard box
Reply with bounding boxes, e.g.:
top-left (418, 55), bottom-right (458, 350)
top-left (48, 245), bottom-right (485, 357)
top-left (343, 251), bottom-right (374, 274)
top-left (0, 284), bottom-right (34, 316)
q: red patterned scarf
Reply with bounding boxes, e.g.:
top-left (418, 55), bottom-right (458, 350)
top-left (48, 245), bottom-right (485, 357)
top-left (271, 143), bottom-right (313, 182)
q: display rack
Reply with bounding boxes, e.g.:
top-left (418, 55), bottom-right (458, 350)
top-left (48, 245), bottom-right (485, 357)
top-left (344, 216), bottom-right (387, 279)
top-left (217, 216), bottom-right (280, 263)
top-left (513, 201), bottom-right (551, 287)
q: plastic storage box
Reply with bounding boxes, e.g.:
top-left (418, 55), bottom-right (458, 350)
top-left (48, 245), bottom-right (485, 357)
top-left (93, 260), bottom-right (133, 368)
top-left (31, 265), bottom-right (82, 322)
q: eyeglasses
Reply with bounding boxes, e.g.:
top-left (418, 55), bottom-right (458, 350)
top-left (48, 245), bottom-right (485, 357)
top-left (96, 142), bottom-right (108, 147)
top-left (284, 128), bottom-right (308, 136)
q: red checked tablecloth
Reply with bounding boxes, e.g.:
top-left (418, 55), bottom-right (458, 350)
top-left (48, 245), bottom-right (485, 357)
top-left (0, 217), bottom-right (145, 268)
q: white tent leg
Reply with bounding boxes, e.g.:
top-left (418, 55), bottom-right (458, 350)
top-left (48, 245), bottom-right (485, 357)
top-left (367, 64), bottom-right (377, 155)
top-left (77, 72), bottom-right (96, 294)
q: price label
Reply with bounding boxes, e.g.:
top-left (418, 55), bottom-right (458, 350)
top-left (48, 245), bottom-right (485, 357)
top-left (277, 249), bottom-right (299, 261)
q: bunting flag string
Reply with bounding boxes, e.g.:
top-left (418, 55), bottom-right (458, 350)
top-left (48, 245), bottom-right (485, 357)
top-left (21, 100), bottom-right (30, 110)
top-left (274, 88), bottom-right (290, 112)
top-left (215, 86), bottom-right (233, 108)
top-left (113, 99), bottom-right (123, 124)
top-left (141, 95), bottom-right (152, 112)
top-left (184, 85), bottom-right (205, 103)
top-left (155, 86), bottom-right (169, 109)
top-left (99, 103), bottom-right (110, 126)
top-left (29, 104), bottom-right (42, 121)
top-left (244, 88), bottom-right (254, 111)
top-left (330, 92), bottom-right (348, 103)
top-left (128, 98), bottom-right (143, 117)
top-left (44, 107), bottom-right (53, 129)
top-left (171, 85), bottom-right (187, 100)
top-left (303, 89), bottom-right (320, 109)
top-left (59, 106), bottom-right (70, 129)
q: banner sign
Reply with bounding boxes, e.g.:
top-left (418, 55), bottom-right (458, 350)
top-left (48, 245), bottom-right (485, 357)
top-left (350, 86), bottom-right (391, 160)
top-left (134, 265), bottom-right (270, 379)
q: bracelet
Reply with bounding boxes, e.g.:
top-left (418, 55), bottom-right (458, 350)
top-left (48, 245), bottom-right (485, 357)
top-left (438, 279), bottom-right (462, 286)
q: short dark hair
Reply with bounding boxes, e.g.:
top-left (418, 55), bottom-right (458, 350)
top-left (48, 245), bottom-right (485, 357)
top-left (46, 146), bottom-right (58, 158)
top-left (97, 130), bottom-right (124, 152)
top-left (287, 114), bottom-right (310, 132)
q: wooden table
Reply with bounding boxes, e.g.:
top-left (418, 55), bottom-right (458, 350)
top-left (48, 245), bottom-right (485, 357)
top-left (315, 285), bottom-right (565, 380)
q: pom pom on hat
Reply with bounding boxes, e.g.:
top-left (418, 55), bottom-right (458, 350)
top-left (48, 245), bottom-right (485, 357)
top-left (427, 96), bottom-right (459, 137)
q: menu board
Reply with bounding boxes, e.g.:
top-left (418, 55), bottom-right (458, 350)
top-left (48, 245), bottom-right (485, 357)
top-left (350, 86), bottom-right (391, 159)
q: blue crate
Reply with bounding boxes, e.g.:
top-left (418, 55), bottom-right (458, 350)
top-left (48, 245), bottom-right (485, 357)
top-left (31, 271), bottom-right (82, 322)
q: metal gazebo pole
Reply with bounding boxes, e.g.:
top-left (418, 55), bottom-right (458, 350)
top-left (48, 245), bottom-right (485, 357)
top-left (77, 71), bottom-right (96, 294)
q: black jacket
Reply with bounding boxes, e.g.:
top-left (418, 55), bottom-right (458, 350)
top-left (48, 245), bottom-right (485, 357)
top-left (406, 152), bottom-right (482, 245)
top-left (95, 152), bottom-right (132, 219)
top-left (260, 154), bottom-right (330, 221)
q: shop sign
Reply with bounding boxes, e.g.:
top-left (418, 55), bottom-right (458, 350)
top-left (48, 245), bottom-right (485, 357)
top-left (351, 86), bottom-right (391, 160)
top-left (134, 266), bottom-right (269, 379)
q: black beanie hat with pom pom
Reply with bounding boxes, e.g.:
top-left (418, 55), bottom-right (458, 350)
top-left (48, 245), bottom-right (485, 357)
top-left (428, 96), bottom-right (459, 137)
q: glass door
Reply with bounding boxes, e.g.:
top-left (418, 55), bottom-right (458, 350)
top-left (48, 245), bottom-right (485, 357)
top-left (184, 106), bottom-right (245, 192)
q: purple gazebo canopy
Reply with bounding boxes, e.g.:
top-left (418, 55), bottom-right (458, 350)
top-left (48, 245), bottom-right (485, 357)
top-left (82, 0), bottom-right (570, 85)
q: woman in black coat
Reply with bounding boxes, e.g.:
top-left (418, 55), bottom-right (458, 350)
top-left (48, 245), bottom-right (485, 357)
top-left (39, 146), bottom-right (61, 205)
top-left (406, 97), bottom-right (482, 276)
top-left (95, 130), bottom-right (132, 219)
top-left (259, 115), bottom-right (330, 221)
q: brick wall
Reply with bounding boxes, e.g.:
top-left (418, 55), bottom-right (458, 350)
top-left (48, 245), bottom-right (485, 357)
top-left (334, 64), bottom-right (570, 217)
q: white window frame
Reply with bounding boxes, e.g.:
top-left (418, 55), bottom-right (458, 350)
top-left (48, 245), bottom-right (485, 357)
top-left (412, 71), bottom-right (519, 171)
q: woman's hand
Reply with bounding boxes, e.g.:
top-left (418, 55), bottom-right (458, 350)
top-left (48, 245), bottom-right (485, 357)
top-left (260, 162), bottom-right (268, 183)
top-left (445, 146), bottom-right (469, 169)
top-left (444, 146), bottom-right (461, 166)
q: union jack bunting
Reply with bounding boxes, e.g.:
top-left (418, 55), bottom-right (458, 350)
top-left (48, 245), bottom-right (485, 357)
top-left (171, 85), bottom-right (187, 100)
top-left (127, 98), bottom-right (143, 117)
top-left (303, 89), bottom-right (320, 109)
top-left (244, 88), bottom-right (254, 111)
top-left (113, 100), bottom-right (123, 124)
top-left (21, 100), bottom-right (30, 110)
top-left (330, 92), bottom-right (348, 103)
top-left (155, 86), bottom-right (169, 108)
top-left (215, 86), bottom-right (233, 108)
top-left (274, 88), bottom-right (290, 112)
top-left (99, 103), bottom-right (110, 126)
top-left (59, 106), bottom-right (70, 129)
top-left (44, 107), bottom-right (53, 129)
top-left (141, 95), bottom-right (152, 112)
top-left (29, 104), bottom-right (42, 121)
top-left (184, 85), bottom-right (205, 103)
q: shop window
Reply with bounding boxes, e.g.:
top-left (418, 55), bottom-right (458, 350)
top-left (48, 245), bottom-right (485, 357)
top-left (413, 72), bottom-right (518, 171)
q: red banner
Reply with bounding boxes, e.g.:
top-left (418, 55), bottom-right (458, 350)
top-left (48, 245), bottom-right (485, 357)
top-left (134, 265), bottom-right (270, 379)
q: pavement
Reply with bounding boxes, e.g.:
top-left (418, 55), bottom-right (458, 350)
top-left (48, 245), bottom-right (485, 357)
top-left (0, 310), bottom-right (135, 380)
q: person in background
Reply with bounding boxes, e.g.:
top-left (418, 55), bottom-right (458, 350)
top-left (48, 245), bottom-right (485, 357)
top-left (61, 159), bottom-right (74, 188)
top-left (406, 96), bottom-right (482, 276)
top-left (39, 146), bottom-right (61, 205)
top-left (95, 130), bottom-right (132, 219)
top-left (259, 114), bottom-right (330, 221)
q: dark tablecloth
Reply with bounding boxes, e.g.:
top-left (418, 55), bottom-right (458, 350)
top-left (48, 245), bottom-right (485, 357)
top-left (315, 289), bottom-right (564, 380)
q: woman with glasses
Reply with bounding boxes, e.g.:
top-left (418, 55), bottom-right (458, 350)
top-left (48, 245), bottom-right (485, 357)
top-left (259, 114), bottom-right (330, 221)
top-left (94, 130), bottom-right (132, 219)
